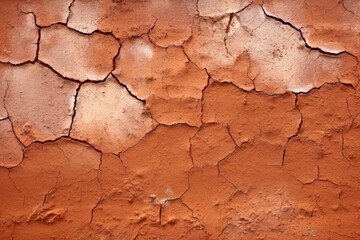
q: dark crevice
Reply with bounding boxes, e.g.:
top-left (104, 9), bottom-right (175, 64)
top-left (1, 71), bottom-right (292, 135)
top-left (339, 0), bottom-right (355, 15)
top-left (195, 0), bottom-right (200, 16)
top-left (25, 136), bottom-right (103, 154)
top-left (3, 81), bottom-right (26, 149)
top-left (286, 94), bottom-right (303, 143)
top-left (146, 19), bottom-right (161, 47)
top-left (226, 124), bottom-right (239, 147)
top-left (68, 84), bottom-right (81, 137)
top-left (261, 5), bottom-right (359, 61)
top-left (23, 11), bottom-right (41, 62)
top-left (226, 13), bottom-right (235, 34)
top-left (179, 200), bottom-right (203, 225)
top-left (90, 196), bottom-right (103, 224)
top-left (118, 123), bottom-right (162, 156)
top-left (111, 41), bottom-right (122, 73)
top-left (42, 170), bottom-right (61, 205)
top-left (37, 60), bottom-right (82, 84)
top-left (35, 25), bottom-right (41, 62)
top-left (66, 0), bottom-right (76, 25)
top-left (37, 60), bottom-right (110, 84)
top-left (199, 68), bottom-right (211, 124)
top-left (49, 21), bottom-right (121, 41)
top-left (293, 81), bottom-right (354, 96)
top-left (159, 205), bottom-right (162, 225)
top-left (0, 117), bottom-right (9, 121)
top-left (111, 74), bottom-right (145, 103)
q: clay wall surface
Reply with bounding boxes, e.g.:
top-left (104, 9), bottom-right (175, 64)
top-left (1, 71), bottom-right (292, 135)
top-left (1, 0), bottom-right (360, 239)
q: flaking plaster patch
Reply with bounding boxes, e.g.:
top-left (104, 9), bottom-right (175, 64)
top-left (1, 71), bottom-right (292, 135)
top-left (70, 75), bottom-right (156, 153)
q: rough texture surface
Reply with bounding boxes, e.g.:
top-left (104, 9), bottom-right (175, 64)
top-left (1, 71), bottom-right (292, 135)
top-left (1, 0), bottom-right (360, 239)
top-left (1, 63), bottom-right (78, 146)
top-left (71, 75), bottom-right (156, 153)
top-left (39, 24), bottom-right (120, 81)
top-left (0, 119), bottom-right (23, 168)
top-left (0, 1), bottom-right (38, 64)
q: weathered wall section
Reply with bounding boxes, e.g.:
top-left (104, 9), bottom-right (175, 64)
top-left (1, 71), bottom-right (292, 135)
top-left (1, 0), bottom-right (360, 239)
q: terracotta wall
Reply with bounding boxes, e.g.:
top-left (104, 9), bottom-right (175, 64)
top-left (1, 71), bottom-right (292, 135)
top-left (1, 0), bottom-right (360, 239)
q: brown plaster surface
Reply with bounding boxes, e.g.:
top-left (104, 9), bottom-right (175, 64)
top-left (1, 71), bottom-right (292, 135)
top-left (1, 0), bottom-right (360, 239)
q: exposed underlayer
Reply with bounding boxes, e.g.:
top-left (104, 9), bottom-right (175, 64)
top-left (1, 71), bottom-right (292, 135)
top-left (1, 0), bottom-right (360, 239)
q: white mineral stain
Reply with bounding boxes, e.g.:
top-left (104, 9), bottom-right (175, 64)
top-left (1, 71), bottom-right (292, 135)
top-left (228, 7), bottom-right (321, 93)
top-left (131, 40), bottom-right (153, 59)
top-left (149, 187), bottom-right (174, 205)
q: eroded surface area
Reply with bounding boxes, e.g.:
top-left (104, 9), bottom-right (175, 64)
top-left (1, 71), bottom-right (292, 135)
top-left (39, 24), bottom-right (120, 81)
top-left (0, 1), bottom-right (38, 64)
top-left (1, 63), bottom-right (78, 146)
top-left (1, 0), bottom-right (360, 239)
top-left (70, 75), bottom-right (156, 153)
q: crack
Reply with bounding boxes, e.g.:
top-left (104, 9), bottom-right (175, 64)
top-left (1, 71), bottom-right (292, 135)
top-left (37, 60), bottom-right (83, 84)
top-left (159, 204), bottom-right (162, 225)
top-left (173, 135), bottom-right (198, 202)
top-left (98, 153), bottom-right (103, 173)
top-left (226, 124), bottom-right (239, 147)
top-left (0, 117), bottom-right (9, 121)
top-left (150, 135), bottom-right (200, 207)
top-left (0, 60), bottom-right (35, 66)
top-left (90, 196), bottom-right (103, 224)
top-left (115, 153), bottom-right (128, 175)
top-left (294, 94), bottom-right (304, 137)
top-left (68, 84), bottom-right (81, 136)
top-left (3, 81), bottom-right (26, 149)
top-left (294, 81), bottom-right (349, 96)
top-left (111, 74), bottom-right (145, 103)
top-left (66, 0), bottom-right (76, 25)
top-left (44, 21), bottom-right (121, 41)
top-left (331, 231), bottom-right (358, 239)
top-left (282, 95), bottom-right (303, 160)
top-left (224, 13), bottom-right (235, 54)
top-left (178, 199), bottom-right (202, 224)
top-left (7, 170), bottom-right (26, 207)
top-left (225, 13), bottom-right (235, 34)
top-left (1, 83), bottom-right (8, 120)
top-left (339, 0), bottom-right (355, 15)
top-left (277, 197), bottom-right (283, 220)
top-left (261, 5), bottom-right (359, 61)
top-left (146, 19), bottom-right (161, 47)
top-left (189, 136), bottom-right (196, 167)
top-left (345, 95), bottom-right (360, 128)
top-left (340, 132), bottom-right (354, 166)
top-left (111, 39), bottom-right (122, 72)
top-left (35, 25), bottom-right (41, 62)
top-left (24, 11), bottom-right (41, 62)
top-left (195, 0), bottom-right (200, 15)
top-left (220, 3), bottom-right (253, 55)
top-left (1, 11), bottom-right (40, 65)
top-left (37, 60), bottom-right (114, 86)
top-left (117, 123), bottom-right (165, 156)
top-left (42, 170), bottom-right (61, 205)
top-left (10, 221), bottom-right (16, 240)
top-left (26, 136), bottom-right (103, 154)
top-left (281, 146), bottom-right (286, 167)
top-left (200, 69), bottom-right (211, 124)
top-left (181, 45), bottom-right (204, 71)
top-left (216, 145), bottom-right (247, 194)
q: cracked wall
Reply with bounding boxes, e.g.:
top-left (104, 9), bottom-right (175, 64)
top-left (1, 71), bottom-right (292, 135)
top-left (1, 0), bottom-right (360, 239)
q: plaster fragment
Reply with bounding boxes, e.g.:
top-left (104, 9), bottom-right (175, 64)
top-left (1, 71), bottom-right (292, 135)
top-left (2, 63), bottom-right (78, 146)
top-left (71, 75), bottom-right (156, 153)
top-left (39, 24), bottom-right (120, 81)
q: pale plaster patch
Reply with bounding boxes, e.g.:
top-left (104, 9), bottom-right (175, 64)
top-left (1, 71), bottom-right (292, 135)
top-left (71, 75), bottom-right (156, 153)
